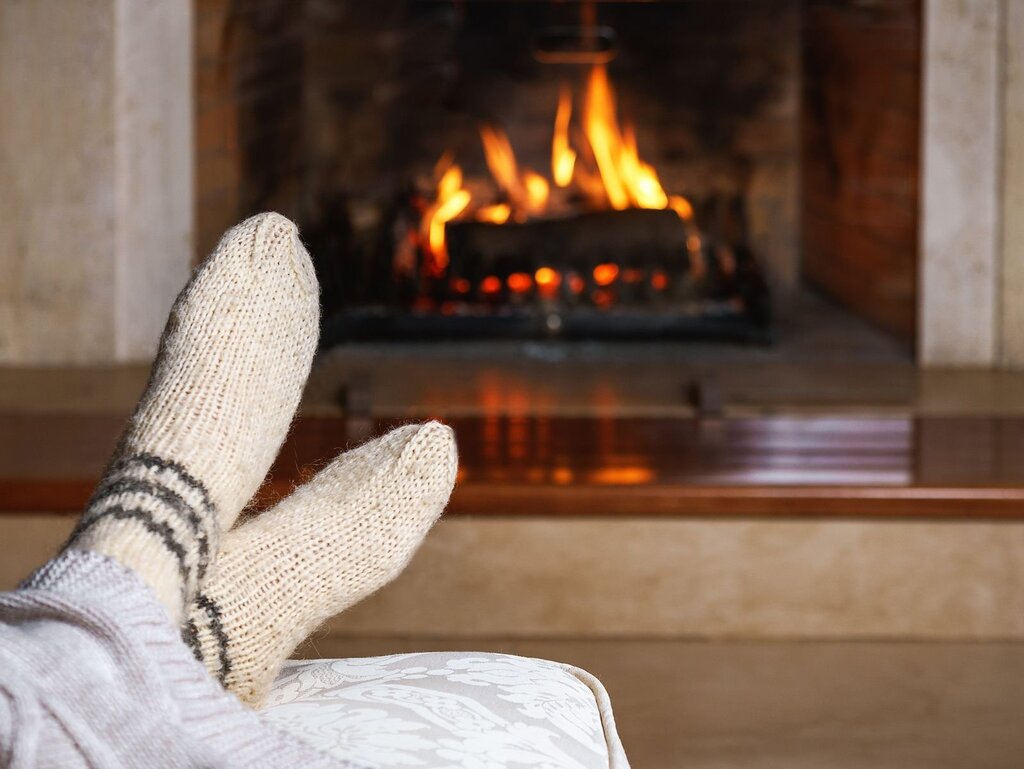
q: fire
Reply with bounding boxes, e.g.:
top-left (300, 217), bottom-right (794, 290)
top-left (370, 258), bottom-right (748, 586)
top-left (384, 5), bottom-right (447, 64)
top-left (552, 85), bottom-right (577, 187)
top-left (479, 125), bottom-right (519, 202)
top-left (582, 65), bottom-right (630, 209)
top-left (477, 203), bottom-right (511, 224)
top-left (582, 66), bottom-right (683, 215)
top-left (522, 170), bottom-right (550, 212)
top-left (421, 159), bottom-right (471, 274)
top-left (668, 195), bottom-right (693, 221)
top-left (419, 65), bottom-right (697, 288)
top-left (479, 125), bottom-right (548, 219)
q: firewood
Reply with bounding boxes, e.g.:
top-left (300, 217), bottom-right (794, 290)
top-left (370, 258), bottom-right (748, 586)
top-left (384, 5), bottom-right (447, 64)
top-left (445, 208), bottom-right (691, 277)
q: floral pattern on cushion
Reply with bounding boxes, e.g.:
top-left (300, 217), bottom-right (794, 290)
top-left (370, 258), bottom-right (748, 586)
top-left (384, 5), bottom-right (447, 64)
top-left (263, 653), bottom-right (629, 769)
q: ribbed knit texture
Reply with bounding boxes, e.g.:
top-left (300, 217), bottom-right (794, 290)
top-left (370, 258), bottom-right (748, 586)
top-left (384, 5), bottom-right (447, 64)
top-left (66, 213), bottom-right (320, 621)
top-left (1, 550), bottom-right (359, 769)
top-left (185, 422), bottom-right (458, 707)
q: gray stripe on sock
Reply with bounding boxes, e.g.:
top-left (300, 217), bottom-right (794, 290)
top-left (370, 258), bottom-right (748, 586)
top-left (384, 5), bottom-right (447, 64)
top-left (88, 476), bottom-right (213, 579)
top-left (182, 618), bottom-right (204, 663)
top-left (109, 452), bottom-right (216, 521)
top-left (195, 592), bottom-right (232, 685)
top-left (72, 505), bottom-right (191, 588)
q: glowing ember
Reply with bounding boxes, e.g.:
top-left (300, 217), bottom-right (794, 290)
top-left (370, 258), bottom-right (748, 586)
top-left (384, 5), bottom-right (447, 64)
top-left (567, 273), bottom-right (586, 295)
top-left (507, 272), bottom-right (533, 293)
top-left (593, 263), bottom-right (620, 286)
top-left (622, 268), bottom-right (644, 283)
top-left (480, 275), bottom-right (502, 295)
top-left (535, 266), bottom-right (561, 294)
top-left (592, 288), bottom-right (614, 308)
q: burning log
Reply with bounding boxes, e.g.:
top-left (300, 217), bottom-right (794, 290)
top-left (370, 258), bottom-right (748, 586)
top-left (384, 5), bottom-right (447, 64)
top-left (445, 208), bottom-right (693, 277)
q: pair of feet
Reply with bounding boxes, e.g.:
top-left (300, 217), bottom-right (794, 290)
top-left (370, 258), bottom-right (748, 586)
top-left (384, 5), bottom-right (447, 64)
top-left (63, 213), bottom-right (457, 707)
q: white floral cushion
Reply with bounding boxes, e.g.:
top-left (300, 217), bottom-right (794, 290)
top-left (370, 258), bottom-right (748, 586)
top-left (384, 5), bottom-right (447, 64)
top-left (262, 653), bottom-right (630, 769)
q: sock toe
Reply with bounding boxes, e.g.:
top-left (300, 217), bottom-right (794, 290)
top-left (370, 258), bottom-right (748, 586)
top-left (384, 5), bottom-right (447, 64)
top-left (68, 213), bottom-right (321, 619)
top-left (186, 421), bottom-right (458, 705)
top-left (250, 212), bottom-right (318, 295)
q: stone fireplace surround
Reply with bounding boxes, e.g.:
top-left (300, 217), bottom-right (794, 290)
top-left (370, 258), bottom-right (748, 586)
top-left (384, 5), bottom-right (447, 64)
top-left (0, 0), bottom-right (1021, 368)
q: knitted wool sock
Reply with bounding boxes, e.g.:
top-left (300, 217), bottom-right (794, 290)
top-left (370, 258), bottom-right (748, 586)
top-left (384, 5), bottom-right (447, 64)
top-left (184, 421), bottom-right (457, 707)
top-left (66, 213), bottom-right (320, 622)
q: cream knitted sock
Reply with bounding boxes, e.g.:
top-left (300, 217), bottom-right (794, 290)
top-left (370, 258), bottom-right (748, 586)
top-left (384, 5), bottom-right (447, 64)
top-left (67, 213), bottom-right (320, 622)
top-left (184, 421), bottom-right (457, 707)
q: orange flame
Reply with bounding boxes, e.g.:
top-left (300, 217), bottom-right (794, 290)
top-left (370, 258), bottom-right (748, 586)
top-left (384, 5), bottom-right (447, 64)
top-left (668, 194), bottom-right (693, 221)
top-left (420, 66), bottom-right (698, 287)
top-left (477, 203), bottom-right (511, 224)
top-left (621, 123), bottom-right (668, 209)
top-left (581, 65), bottom-right (691, 220)
top-left (583, 66), bottom-right (630, 210)
top-left (479, 125), bottom-right (549, 219)
top-left (480, 125), bottom-right (520, 202)
top-left (523, 170), bottom-right (550, 212)
top-left (552, 85), bottom-right (577, 187)
top-left (422, 160), bottom-right (471, 274)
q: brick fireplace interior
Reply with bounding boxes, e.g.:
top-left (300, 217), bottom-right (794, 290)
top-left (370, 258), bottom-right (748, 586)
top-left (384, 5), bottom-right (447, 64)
top-left (196, 0), bottom-right (919, 355)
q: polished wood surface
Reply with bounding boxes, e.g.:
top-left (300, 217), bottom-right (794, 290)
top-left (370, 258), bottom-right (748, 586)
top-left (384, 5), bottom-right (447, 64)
top-left (3, 413), bottom-right (1024, 518)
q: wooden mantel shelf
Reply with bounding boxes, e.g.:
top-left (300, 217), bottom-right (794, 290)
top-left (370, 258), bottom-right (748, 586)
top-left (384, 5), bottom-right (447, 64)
top-left (3, 413), bottom-right (1024, 519)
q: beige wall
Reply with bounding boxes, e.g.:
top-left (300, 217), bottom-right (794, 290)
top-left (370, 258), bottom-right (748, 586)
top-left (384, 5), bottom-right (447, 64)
top-left (0, 0), bottom-right (192, 365)
top-left (5, 514), bottom-right (1024, 640)
top-left (919, 0), bottom-right (1000, 366)
top-left (920, 0), bottom-right (1024, 368)
top-left (1001, 1), bottom-right (1024, 367)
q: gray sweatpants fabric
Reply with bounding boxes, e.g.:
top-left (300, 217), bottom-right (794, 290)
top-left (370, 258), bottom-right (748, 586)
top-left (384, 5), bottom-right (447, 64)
top-left (0, 549), bottom-right (353, 769)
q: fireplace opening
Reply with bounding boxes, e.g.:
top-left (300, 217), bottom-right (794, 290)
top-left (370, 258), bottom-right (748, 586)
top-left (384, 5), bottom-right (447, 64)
top-left (197, 0), bottom-right (919, 353)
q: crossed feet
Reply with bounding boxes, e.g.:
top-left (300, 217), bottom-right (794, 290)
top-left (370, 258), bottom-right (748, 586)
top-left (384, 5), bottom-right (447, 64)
top-left (64, 212), bottom-right (457, 707)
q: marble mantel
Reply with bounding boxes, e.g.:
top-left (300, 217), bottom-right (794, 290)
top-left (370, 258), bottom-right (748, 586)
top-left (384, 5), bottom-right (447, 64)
top-left (0, 0), bottom-right (1022, 368)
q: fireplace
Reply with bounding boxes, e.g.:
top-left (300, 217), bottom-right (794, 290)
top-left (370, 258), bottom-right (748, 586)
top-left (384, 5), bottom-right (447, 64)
top-left (196, 0), bottom-right (919, 350)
